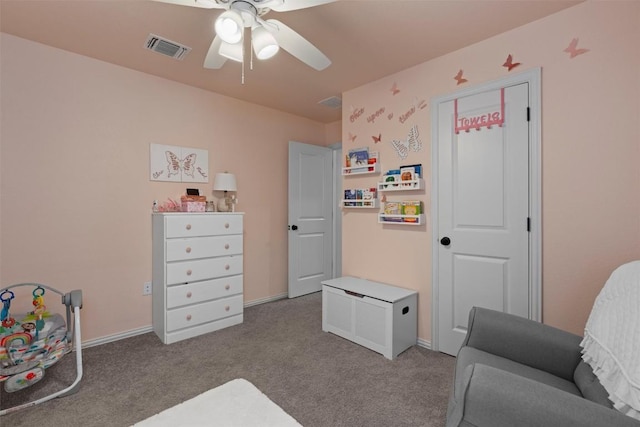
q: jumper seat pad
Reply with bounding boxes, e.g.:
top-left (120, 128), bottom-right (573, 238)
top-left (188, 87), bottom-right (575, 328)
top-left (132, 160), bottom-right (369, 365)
top-left (0, 312), bottom-right (68, 382)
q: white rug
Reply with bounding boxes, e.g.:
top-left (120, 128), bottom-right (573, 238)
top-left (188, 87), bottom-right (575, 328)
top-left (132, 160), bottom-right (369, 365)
top-left (133, 379), bottom-right (302, 426)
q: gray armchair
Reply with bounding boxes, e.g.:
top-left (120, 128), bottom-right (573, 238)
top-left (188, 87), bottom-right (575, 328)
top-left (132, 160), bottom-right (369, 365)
top-left (446, 307), bottom-right (640, 427)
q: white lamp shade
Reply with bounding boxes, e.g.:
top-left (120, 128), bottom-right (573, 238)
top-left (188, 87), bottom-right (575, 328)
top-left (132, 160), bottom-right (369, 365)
top-left (219, 40), bottom-right (243, 62)
top-left (215, 10), bottom-right (243, 44)
top-left (213, 173), bottom-right (237, 192)
top-left (252, 26), bottom-right (279, 60)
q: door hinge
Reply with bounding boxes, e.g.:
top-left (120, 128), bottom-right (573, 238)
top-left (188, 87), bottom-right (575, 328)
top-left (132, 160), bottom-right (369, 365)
top-left (527, 217), bottom-right (531, 232)
top-left (526, 107), bottom-right (530, 122)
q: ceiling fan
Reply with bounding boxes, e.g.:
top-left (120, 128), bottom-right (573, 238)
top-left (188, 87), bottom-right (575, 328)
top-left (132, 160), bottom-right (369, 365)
top-left (154, 0), bottom-right (335, 71)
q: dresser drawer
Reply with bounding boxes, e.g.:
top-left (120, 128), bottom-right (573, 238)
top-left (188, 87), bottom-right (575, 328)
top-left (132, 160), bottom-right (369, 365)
top-left (166, 235), bottom-right (243, 262)
top-left (165, 215), bottom-right (242, 238)
top-left (166, 255), bottom-right (243, 285)
top-left (167, 275), bottom-right (243, 309)
top-left (166, 294), bottom-right (243, 332)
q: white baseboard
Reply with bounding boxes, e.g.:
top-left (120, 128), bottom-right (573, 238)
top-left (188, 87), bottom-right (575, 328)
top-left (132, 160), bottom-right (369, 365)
top-left (82, 325), bottom-right (153, 349)
top-left (82, 294), bottom-right (290, 348)
top-left (416, 338), bottom-right (432, 350)
top-left (243, 292), bottom-right (288, 307)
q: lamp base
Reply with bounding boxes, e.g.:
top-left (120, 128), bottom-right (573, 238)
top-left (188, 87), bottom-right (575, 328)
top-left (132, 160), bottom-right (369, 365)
top-left (217, 197), bottom-right (232, 212)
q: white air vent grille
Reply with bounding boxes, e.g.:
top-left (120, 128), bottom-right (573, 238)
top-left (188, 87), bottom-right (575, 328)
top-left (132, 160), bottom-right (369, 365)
top-left (318, 96), bottom-right (342, 109)
top-left (145, 34), bottom-right (191, 60)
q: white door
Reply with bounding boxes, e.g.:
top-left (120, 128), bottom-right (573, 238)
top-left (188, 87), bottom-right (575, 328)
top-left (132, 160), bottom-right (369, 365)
top-left (288, 141), bottom-right (333, 298)
top-left (435, 83), bottom-right (531, 356)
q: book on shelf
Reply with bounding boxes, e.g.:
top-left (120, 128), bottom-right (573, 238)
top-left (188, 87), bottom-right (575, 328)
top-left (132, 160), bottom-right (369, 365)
top-left (344, 189), bottom-right (356, 206)
top-left (401, 200), bottom-right (422, 222)
top-left (347, 147), bottom-right (370, 167)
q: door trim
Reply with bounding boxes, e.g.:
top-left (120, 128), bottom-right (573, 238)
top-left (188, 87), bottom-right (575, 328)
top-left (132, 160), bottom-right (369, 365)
top-left (430, 68), bottom-right (542, 352)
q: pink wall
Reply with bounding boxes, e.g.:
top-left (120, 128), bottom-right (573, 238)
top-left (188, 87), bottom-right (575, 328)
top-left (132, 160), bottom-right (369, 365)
top-left (0, 33), bottom-right (332, 342)
top-left (342, 1), bottom-right (640, 340)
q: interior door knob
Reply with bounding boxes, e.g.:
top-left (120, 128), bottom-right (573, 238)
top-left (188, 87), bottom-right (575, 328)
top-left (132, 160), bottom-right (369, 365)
top-left (440, 237), bottom-right (451, 246)
top-left (291, 225), bottom-right (298, 231)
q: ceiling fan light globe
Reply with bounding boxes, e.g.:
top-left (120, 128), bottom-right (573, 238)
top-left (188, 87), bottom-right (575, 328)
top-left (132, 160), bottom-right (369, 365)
top-left (256, 44), bottom-right (279, 60)
top-left (215, 11), bottom-right (243, 44)
top-left (252, 26), bottom-right (279, 60)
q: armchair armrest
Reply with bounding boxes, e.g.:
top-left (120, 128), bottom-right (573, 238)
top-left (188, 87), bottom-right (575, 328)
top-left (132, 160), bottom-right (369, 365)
top-left (463, 307), bottom-right (582, 381)
top-left (447, 364), bottom-right (640, 427)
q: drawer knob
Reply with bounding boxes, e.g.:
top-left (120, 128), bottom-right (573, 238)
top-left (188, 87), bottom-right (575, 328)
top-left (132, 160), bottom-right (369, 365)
top-left (225, 284), bottom-right (230, 291)
top-left (186, 224), bottom-right (192, 230)
top-left (186, 269), bottom-right (192, 276)
top-left (186, 314), bottom-right (192, 321)
top-left (224, 243), bottom-right (230, 250)
top-left (225, 306), bottom-right (230, 312)
top-left (224, 223), bottom-right (230, 229)
top-left (186, 247), bottom-right (192, 253)
top-left (225, 264), bottom-right (230, 270)
top-left (186, 291), bottom-right (192, 298)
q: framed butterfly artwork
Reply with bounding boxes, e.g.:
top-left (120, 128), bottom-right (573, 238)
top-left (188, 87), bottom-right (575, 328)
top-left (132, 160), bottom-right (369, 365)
top-left (149, 143), bottom-right (209, 183)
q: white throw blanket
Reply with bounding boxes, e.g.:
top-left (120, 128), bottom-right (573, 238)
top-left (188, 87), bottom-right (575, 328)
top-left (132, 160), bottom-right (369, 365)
top-left (133, 379), bottom-right (302, 426)
top-left (581, 260), bottom-right (640, 420)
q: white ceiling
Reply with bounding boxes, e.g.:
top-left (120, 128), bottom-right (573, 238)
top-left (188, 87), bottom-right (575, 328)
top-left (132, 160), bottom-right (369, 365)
top-left (0, 0), bottom-right (581, 123)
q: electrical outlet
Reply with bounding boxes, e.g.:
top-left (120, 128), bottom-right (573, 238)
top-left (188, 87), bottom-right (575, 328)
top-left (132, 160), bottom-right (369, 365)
top-left (143, 281), bottom-right (152, 296)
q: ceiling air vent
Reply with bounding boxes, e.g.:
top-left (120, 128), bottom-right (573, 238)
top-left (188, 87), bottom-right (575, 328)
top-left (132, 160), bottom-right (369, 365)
top-left (318, 96), bottom-right (342, 109)
top-left (145, 34), bottom-right (191, 60)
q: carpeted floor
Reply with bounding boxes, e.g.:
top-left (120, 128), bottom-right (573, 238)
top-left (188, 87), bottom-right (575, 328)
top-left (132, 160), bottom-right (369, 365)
top-left (1, 292), bottom-right (455, 426)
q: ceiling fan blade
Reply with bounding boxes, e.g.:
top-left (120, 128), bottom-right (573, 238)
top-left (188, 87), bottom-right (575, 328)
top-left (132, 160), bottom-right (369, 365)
top-left (265, 19), bottom-right (330, 71)
top-left (151, 0), bottom-right (224, 9)
top-left (204, 36), bottom-right (228, 69)
top-left (268, 0), bottom-right (336, 12)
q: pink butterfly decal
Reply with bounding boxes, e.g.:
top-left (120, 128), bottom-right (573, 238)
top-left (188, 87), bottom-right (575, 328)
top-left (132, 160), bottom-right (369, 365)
top-left (454, 69), bottom-right (468, 85)
top-left (503, 54), bottom-right (521, 72)
top-left (390, 82), bottom-right (400, 96)
top-left (564, 38), bottom-right (589, 58)
top-left (166, 151), bottom-right (196, 178)
top-left (372, 133), bottom-right (381, 144)
top-left (348, 132), bottom-right (357, 143)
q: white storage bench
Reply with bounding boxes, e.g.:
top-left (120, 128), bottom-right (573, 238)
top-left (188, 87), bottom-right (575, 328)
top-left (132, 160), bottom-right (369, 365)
top-left (321, 276), bottom-right (418, 360)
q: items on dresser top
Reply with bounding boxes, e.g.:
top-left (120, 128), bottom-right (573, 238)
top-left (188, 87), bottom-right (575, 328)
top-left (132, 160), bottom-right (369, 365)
top-left (152, 213), bottom-right (244, 344)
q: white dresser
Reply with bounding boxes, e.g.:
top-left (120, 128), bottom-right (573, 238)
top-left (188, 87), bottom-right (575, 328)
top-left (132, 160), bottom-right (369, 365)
top-left (152, 212), bottom-right (244, 344)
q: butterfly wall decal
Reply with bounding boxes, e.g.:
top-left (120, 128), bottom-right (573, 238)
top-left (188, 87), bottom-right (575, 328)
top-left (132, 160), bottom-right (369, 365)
top-left (348, 132), bottom-right (358, 143)
top-left (564, 38), bottom-right (589, 58)
top-left (372, 133), bottom-right (382, 144)
top-left (390, 82), bottom-right (400, 96)
top-left (390, 125), bottom-right (422, 160)
top-left (454, 69), bottom-right (468, 85)
top-left (503, 54), bottom-right (521, 72)
top-left (166, 151), bottom-right (196, 178)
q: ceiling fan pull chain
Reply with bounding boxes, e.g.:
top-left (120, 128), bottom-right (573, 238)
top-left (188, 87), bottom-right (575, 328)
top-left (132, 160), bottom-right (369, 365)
top-left (250, 34), bottom-right (254, 71)
top-left (241, 53), bottom-right (245, 85)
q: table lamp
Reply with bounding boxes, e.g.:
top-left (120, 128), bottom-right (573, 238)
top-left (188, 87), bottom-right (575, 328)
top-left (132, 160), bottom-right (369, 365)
top-left (213, 172), bottom-right (237, 212)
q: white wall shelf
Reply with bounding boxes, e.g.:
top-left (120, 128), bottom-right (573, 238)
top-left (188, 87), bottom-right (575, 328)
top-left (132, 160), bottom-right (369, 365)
top-left (343, 150), bottom-right (379, 176)
top-left (342, 199), bottom-right (379, 209)
top-left (378, 214), bottom-right (425, 225)
top-left (378, 178), bottom-right (424, 192)
top-left (342, 163), bottom-right (379, 176)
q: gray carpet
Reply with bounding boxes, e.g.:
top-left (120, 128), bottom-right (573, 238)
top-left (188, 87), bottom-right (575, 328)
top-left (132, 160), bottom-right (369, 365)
top-left (1, 292), bottom-right (455, 426)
